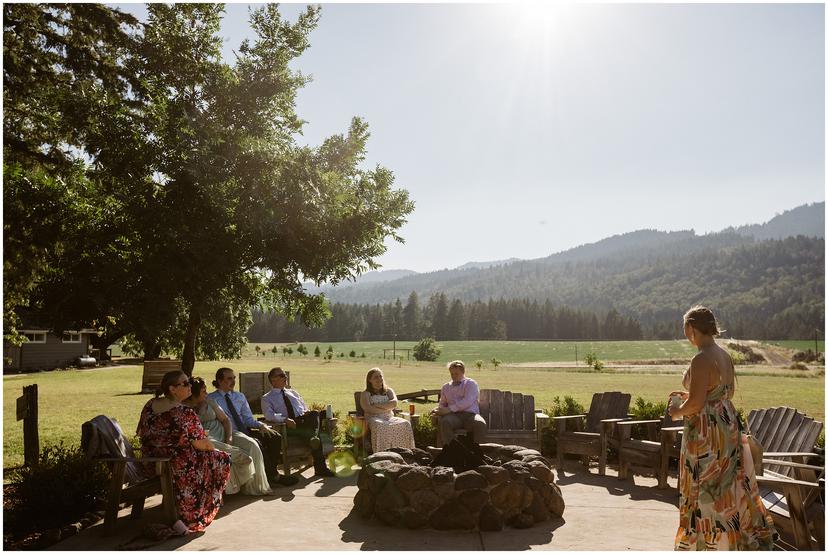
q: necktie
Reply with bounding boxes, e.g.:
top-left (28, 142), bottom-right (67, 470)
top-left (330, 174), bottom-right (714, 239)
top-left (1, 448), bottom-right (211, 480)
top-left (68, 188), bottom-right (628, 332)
top-left (281, 389), bottom-right (297, 420)
top-left (224, 393), bottom-right (247, 433)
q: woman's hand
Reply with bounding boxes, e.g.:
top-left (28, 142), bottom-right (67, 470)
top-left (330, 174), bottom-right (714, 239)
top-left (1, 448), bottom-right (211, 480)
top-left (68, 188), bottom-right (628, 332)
top-left (667, 391), bottom-right (688, 400)
top-left (192, 438), bottom-right (215, 451)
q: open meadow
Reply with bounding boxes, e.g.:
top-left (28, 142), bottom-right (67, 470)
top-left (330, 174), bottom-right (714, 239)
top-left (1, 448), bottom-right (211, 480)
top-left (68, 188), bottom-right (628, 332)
top-left (4, 343), bottom-right (824, 469)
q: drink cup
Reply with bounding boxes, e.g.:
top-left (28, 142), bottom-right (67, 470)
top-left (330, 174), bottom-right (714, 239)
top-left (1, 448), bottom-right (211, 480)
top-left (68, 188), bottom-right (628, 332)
top-left (274, 412), bottom-right (285, 423)
top-left (409, 403), bottom-right (415, 416)
top-left (669, 395), bottom-right (682, 421)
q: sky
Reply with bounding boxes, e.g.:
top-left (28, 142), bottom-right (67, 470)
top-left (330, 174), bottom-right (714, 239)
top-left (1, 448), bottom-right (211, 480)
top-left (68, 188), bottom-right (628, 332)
top-left (116, 1), bottom-right (825, 273)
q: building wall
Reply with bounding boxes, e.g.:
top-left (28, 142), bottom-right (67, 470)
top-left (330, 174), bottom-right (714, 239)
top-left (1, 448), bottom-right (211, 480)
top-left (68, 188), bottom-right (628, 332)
top-left (4, 333), bottom-right (90, 371)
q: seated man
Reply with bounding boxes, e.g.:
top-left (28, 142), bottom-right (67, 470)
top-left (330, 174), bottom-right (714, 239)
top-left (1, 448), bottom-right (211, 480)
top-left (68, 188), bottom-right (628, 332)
top-left (207, 367), bottom-right (297, 486)
top-left (261, 367), bottom-right (334, 477)
top-left (431, 360), bottom-right (487, 445)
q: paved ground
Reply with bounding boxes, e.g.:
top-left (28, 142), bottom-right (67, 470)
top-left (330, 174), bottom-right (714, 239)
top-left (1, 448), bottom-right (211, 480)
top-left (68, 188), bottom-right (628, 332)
top-left (52, 463), bottom-right (679, 551)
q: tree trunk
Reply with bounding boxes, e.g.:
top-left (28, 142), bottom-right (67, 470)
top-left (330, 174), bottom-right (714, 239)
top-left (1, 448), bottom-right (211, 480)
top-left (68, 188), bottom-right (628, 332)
top-left (181, 307), bottom-right (202, 376)
top-left (143, 341), bottom-right (162, 360)
top-left (89, 331), bottom-right (127, 361)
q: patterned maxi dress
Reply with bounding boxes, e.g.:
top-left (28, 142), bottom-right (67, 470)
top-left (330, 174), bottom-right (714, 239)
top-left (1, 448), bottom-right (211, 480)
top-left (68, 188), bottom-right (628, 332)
top-left (137, 400), bottom-right (231, 532)
top-left (674, 382), bottom-right (776, 550)
top-left (365, 390), bottom-right (416, 453)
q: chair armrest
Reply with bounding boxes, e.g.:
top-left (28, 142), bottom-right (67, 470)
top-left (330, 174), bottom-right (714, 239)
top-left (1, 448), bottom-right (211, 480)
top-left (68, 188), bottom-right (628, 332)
top-left (601, 418), bottom-right (630, 423)
top-left (660, 426), bottom-right (683, 432)
top-left (764, 451), bottom-right (821, 460)
top-left (95, 456), bottom-right (170, 463)
top-left (552, 414), bottom-right (586, 421)
top-left (615, 419), bottom-right (661, 426)
top-left (756, 474), bottom-right (822, 489)
top-left (761, 459), bottom-right (824, 472)
top-left (535, 413), bottom-right (550, 422)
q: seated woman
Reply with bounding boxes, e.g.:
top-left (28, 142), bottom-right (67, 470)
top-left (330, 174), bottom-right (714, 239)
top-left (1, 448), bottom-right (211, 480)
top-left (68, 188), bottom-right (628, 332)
top-left (360, 368), bottom-right (416, 452)
top-left (136, 370), bottom-right (231, 532)
top-left (183, 377), bottom-right (271, 495)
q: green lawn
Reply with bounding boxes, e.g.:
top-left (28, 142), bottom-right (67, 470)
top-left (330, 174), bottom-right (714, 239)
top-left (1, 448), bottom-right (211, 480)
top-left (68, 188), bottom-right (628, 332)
top-left (246, 339), bottom-right (702, 364)
top-left (4, 357), bottom-right (824, 469)
top-left (766, 340), bottom-right (825, 352)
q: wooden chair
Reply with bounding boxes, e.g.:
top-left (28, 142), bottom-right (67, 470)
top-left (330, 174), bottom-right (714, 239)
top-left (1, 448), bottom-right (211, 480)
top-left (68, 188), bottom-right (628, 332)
top-left (240, 370), bottom-right (289, 414)
top-left (349, 391), bottom-right (407, 460)
top-left (141, 360), bottom-right (182, 393)
top-left (554, 391), bottom-right (631, 475)
top-left (748, 407), bottom-right (824, 550)
top-left (615, 411), bottom-right (682, 489)
top-left (81, 415), bottom-right (178, 536)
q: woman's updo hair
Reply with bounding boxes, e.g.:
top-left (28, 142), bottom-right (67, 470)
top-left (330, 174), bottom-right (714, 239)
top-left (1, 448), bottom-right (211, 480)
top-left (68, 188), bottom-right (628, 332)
top-left (683, 305), bottom-right (724, 337)
top-left (190, 376), bottom-right (206, 398)
top-left (157, 370), bottom-right (186, 399)
top-left (212, 367), bottom-right (233, 388)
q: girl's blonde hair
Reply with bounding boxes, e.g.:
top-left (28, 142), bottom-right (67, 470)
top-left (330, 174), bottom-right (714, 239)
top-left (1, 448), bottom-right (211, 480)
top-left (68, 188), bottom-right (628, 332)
top-left (365, 367), bottom-right (387, 395)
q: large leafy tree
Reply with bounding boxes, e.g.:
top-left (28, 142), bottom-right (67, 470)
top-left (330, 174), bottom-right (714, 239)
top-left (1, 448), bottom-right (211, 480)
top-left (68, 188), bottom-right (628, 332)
top-left (4, 4), bottom-right (414, 373)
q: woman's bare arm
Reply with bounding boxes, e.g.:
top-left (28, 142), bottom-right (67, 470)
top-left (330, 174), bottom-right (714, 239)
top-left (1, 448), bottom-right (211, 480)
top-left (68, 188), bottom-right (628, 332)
top-left (669, 356), bottom-right (710, 418)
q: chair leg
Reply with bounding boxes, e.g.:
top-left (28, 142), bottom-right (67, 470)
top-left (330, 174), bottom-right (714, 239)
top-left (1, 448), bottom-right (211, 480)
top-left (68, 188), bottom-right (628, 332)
top-left (598, 435), bottom-right (608, 476)
top-left (103, 461), bottom-right (127, 536)
top-left (159, 462), bottom-right (178, 524)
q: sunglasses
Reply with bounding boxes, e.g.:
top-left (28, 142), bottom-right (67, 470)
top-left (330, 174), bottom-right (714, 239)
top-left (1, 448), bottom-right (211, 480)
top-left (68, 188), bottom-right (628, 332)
top-left (172, 381), bottom-right (191, 387)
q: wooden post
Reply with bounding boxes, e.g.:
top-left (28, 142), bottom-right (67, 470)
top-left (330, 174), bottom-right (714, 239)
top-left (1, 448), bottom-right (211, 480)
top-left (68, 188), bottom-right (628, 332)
top-left (16, 384), bottom-right (39, 466)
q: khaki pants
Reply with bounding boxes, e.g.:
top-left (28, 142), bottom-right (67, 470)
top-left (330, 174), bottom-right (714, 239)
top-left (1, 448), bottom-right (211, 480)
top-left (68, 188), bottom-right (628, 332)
top-left (439, 411), bottom-right (487, 444)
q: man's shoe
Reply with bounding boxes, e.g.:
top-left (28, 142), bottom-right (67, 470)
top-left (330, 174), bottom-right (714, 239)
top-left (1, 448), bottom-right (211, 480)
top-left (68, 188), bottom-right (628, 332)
top-left (269, 474), bottom-right (299, 487)
top-left (309, 436), bottom-right (321, 450)
top-left (314, 466), bottom-right (335, 477)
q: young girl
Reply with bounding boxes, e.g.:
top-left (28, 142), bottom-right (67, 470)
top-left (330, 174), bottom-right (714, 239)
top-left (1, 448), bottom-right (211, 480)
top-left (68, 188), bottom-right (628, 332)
top-left (359, 368), bottom-right (416, 452)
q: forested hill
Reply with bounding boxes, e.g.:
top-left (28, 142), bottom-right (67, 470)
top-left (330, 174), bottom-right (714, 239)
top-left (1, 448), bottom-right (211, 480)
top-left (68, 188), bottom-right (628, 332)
top-left (314, 204), bottom-right (824, 338)
top-left (729, 202), bottom-right (824, 240)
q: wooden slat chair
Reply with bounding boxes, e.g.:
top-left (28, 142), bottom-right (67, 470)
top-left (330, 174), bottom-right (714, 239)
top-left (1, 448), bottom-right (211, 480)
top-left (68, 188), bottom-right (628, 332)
top-left (478, 389), bottom-right (550, 450)
top-left (554, 391), bottom-right (632, 476)
top-left (141, 360), bottom-right (182, 393)
top-left (616, 411), bottom-right (682, 489)
top-left (81, 415), bottom-right (177, 536)
top-left (748, 407), bottom-right (824, 550)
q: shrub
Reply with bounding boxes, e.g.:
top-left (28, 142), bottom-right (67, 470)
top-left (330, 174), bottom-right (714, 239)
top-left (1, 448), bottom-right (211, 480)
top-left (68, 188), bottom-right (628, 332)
top-left (412, 413), bottom-right (438, 448)
top-left (349, 350), bottom-right (356, 358)
top-left (792, 349), bottom-right (824, 364)
top-left (541, 395), bottom-right (586, 456)
top-left (475, 360), bottom-right (484, 370)
top-left (314, 345), bottom-right (321, 357)
top-left (413, 337), bottom-right (441, 362)
top-left (627, 397), bottom-right (668, 440)
top-left (726, 343), bottom-right (765, 364)
top-left (360, 352), bottom-right (366, 358)
top-left (5, 443), bottom-right (110, 536)
top-left (491, 358), bottom-right (501, 370)
top-left (788, 362), bottom-right (809, 370)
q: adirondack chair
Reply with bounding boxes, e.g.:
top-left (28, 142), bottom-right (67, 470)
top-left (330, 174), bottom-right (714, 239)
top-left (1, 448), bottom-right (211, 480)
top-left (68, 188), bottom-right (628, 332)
top-left (748, 407), bottom-right (824, 550)
top-left (615, 411), bottom-right (682, 489)
top-left (430, 389), bottom-right (550, 450)
top-left (81, 415), bottom-right (178, 536)
top-left (554, 391), bottom-right (631, 475)
top-left (348, 391), bottom-right (405, 460)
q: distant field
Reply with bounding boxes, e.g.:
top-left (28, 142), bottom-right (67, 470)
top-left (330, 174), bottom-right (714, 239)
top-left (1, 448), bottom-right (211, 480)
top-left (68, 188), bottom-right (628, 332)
top-left (5, 357), bottom-right (823, 469)
top-left (766, 340), bottom-right (825, 352)
top-left (244, 340), bottom-right (701, 364)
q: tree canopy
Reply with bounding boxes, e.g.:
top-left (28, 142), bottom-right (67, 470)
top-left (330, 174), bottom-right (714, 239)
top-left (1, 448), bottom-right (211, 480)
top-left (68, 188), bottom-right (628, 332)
top-left (3, 3), bottom-right (414, 372)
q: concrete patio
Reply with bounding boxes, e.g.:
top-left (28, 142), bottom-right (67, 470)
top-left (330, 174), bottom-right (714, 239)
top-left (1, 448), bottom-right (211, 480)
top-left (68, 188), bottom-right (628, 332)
top-left (52, 464), bottom-right (680, 551)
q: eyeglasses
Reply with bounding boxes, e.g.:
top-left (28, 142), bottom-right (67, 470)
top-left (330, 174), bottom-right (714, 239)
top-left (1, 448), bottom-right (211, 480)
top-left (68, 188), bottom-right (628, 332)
top-left (172, 381), bottom-right (191, 387)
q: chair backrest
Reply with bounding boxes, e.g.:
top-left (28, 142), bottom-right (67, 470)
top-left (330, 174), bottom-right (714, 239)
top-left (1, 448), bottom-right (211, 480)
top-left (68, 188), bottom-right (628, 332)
top-left (478, 389), bottom-right (536, 431)
top-left (239, 370), bottom-right (290, 413)
top-left (81, 415), bottom-right (145, 485)
top-left (748, 406), bottom-right (823, 477)
top-left (141, 360), bottom-right (182, 393)
top-left (585, 392), bottom-right (632, 434)
top-left (353, 391), bottom-right (364, 417)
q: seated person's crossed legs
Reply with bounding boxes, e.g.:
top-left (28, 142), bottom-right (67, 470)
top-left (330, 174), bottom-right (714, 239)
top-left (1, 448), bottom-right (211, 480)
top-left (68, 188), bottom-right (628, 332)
top-left (440, 411), bottom-right (487, 444)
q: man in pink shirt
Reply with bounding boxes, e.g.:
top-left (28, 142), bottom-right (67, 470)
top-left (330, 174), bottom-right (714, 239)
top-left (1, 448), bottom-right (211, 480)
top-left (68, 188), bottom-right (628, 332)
top-left (431, 360), bottom-right (487, 444)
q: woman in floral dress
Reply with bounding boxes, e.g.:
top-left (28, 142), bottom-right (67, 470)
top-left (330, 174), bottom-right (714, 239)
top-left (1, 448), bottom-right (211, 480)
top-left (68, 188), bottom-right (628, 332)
top-left (359, 368), bottom-right (415, 452)
top-left (668, 306), bottom-right (776, 550)
top-left (137, 370), bottom-right (231, 532)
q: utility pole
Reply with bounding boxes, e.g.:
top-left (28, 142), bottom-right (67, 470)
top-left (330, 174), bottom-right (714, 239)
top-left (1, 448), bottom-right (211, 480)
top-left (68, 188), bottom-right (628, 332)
top-left (575, 344), bottom-right (578, 366)
top-left (393, 333), bottom-right (397, 361)
top-left (815, 328), bottom-right (820, 357)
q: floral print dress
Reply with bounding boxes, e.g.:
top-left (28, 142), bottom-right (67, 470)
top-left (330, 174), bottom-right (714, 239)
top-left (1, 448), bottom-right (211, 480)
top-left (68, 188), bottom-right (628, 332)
top-left (137, 400), bottom-right (231, 532)
top-left (675, 382), bottom-right (776, 550)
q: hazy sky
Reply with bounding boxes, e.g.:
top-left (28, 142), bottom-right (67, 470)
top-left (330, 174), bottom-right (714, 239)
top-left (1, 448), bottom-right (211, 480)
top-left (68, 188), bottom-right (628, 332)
top-left (118, 2), bottom-right (825, 273)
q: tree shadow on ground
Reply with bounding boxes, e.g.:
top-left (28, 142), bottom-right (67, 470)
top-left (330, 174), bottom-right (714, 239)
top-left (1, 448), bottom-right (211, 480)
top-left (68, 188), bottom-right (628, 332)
top-left (556, 467), bottom-right (679, 506)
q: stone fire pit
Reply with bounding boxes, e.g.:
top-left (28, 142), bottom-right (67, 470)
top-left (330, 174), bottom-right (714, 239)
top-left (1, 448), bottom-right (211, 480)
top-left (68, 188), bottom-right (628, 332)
top-left (352, 443), bottom-right (565, 531)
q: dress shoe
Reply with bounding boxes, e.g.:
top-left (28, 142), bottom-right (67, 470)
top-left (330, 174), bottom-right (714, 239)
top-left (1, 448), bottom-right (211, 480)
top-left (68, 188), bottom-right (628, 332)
top-left (269, 474), bottom-right (299, 487)
top-left (314, 466), bottom-right (335, 477)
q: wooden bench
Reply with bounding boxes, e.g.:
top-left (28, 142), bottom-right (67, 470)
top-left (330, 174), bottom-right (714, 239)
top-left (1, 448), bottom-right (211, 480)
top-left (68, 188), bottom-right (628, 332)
top-left (141, 360), bottom-right (182, 393)
top-left (81, 415), bottom-right (178, 535)
top-left (615, 412), bottom-right (682, 489)
top-left (748, 407), bottom-right (824, 550)
top-left (396, 389), bottom-right (441, 403)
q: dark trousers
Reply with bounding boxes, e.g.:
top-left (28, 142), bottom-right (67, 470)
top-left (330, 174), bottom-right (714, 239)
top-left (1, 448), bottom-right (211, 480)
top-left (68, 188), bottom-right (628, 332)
top-left (247, 427), bottom-right (282, 481)
top-left (285, 411), bottom-right (327, 469)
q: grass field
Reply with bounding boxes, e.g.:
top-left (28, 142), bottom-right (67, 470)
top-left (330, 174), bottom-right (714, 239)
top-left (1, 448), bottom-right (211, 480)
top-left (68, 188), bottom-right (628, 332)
top-left (244, 340), bottom-right (702, 364)
top-left (766, 340), bottom-right (825, 352)
top-left (4, 356), bottom-right (824, 469)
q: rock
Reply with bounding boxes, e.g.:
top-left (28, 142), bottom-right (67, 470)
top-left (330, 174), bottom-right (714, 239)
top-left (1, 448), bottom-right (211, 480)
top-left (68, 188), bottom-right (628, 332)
top-left (60, 523), bottom-right (81, 537)
top-left (490, 481), bottom-right (532, 518)
top-left (409, 447), bottom-right (433, 466)
top-left (547, 482), bottom-right (565, 517)
top-left (521, 454), bottom-right (552, 468)
top-left (502, 460), bottom-right (531, 481)
top-left (478, 503), bottom-right (504, 532)
top-left (429, 499), bottom-right (475, 530)
top-left (399, 507), bottom-right (429, 529)
top-left (408, 489), bottom-right (441, 515)
top-left (365, 452), bottom-right (405, 465)
top-left (479, 443), bottom-right (504, 456)
top-left (498, 445), bottom-right (527, 456)
top-left (477, 464), bottom-right (509, 486)
top-left (454, 470), bottom-right (488, 491)
top-left (526, 493), bottom-right (550, 523)
top-left (396, 467), bottom-right (431, 492)
top-left (527, 460), bottom-right (554, 483)
top-left (39, 529), bottom-right (61, 548)
top-left (513, 449), bottom-right (542, 458)
top-left (431, 466), bottom-right (455, 485)
top-left (510, 512), bottom-right (535, 529)
top-left (365, 459), bottom-right (397, 475)
top-left (353, 489), bottom-right (375, 518)
top-left (458, 489), bottom-right (489, 513)
top-left (375, 481), bottom-right (407, 526)
top-left (368, 472), bottom-right (390, 495)
top-left (357, 468), bottom-right (372, 490)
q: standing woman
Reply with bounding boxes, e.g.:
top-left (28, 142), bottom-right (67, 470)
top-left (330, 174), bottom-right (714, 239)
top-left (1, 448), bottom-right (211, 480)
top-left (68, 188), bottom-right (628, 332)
top-left (182, 377), bottom-right (271, 496)
top-left (137, 371), bottom-right (231, 532)
top-left (668, 306), bottom-right (775, 550)
top-left (360, 368), bottom-right (415, 452)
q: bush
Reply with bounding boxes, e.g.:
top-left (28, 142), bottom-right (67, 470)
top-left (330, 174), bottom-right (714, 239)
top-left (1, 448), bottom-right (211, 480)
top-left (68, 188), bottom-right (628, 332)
top-left (313, 345), bottom-right (321, 357)
top-left (413, 337), bottom-right (441, 362)
top-left (583, 352), bottom-right (603, 371)
top-left (5, 443), bottom-right (110, 536)
top-left (412, 413), bottom-right (439, 448)
top-left (792, 349), bottom-right (824, 364)
top-left (788, 362), bottom-right (809, 370)
top-left (349, 350), bottom-right (356, 358)
top-left (726, 343), bottom-right (765, 364)
top-left (627, 397), bottom-right (668, 440)
top-left (541, 395), bottom-right (586, 456)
